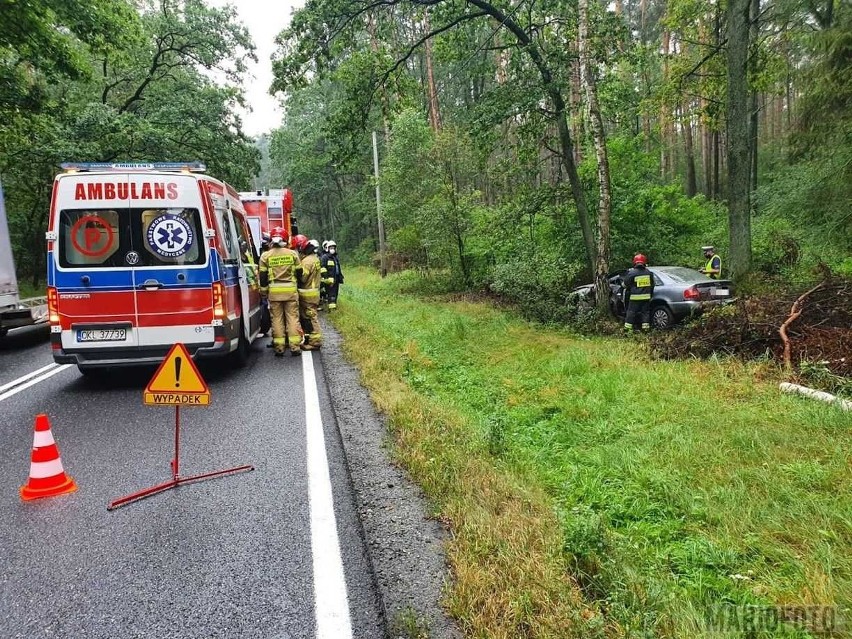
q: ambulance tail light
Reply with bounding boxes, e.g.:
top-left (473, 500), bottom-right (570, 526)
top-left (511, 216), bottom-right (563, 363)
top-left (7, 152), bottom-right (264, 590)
top-left (47, 287), bottom-right (60, 324)
top-left (212, 283), bottom-right (225, 319)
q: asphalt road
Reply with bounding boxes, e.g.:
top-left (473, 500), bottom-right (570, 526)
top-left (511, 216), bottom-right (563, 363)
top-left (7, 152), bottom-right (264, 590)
top-left (0, 324), bottom-right (384, 638)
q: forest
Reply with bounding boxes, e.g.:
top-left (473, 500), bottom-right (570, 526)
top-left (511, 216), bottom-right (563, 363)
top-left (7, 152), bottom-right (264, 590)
top-left (266, 0), bottom-right (850, 292)
top-left (0, 0), bottom-right (260, 284)
top-left (267, 0), bottom-right (850, 388)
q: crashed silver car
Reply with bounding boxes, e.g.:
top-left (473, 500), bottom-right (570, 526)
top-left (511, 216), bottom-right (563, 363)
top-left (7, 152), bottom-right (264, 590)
top-left (571, 266), bottom-right (734, 329)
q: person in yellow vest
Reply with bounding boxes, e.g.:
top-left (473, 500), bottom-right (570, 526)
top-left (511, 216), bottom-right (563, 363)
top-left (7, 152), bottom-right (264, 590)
top-left (292, 235), bottom-right (324, 350)
top-left (622, 253), bottom-right (655, 332)
top-left (258, 227), bottom-right (302, 357)
top-left (699, 245), bottom-right (722, 279)
top-left (240, 240), bottom-right (258, 289)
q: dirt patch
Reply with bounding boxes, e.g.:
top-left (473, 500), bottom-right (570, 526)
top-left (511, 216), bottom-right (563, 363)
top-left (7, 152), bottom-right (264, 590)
top-left (649, 277), bottom-right (851, 383)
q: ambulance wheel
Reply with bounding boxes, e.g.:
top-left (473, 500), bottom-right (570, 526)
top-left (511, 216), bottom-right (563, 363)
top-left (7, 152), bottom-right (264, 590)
top-left (230, 321), bottom-right (251, 368)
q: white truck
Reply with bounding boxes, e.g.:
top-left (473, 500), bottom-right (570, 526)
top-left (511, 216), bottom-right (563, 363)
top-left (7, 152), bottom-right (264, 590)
top-left (0, 180), bottom-right (48, 339)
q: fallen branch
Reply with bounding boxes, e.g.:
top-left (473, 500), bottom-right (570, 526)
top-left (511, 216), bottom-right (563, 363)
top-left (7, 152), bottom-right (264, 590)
top-left (780, 382), bottom-right (852, 412)
top-left (779, 282), bottom-right (825, 370)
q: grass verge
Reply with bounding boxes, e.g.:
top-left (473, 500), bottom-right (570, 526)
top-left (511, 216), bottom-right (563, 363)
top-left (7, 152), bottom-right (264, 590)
top-left (330, 268), bottom-right (851, 639)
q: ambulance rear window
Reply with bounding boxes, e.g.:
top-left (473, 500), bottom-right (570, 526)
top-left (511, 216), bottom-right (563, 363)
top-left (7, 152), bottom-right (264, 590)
top-left (58, 208), bottom-right (206, 268)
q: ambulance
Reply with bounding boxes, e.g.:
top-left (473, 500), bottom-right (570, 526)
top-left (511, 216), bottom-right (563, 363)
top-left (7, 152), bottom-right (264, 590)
top-left (46, 162), bottom-right (262, 373)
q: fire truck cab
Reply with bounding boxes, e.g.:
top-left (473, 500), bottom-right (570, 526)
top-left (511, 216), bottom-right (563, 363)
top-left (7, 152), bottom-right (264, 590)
top-left (47, 162), bottom-right (262, 373)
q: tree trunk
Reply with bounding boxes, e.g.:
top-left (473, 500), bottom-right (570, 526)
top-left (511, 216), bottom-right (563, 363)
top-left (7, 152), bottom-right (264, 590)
top-left (727, 0), bottom-right (753, 278)
top-left (749, 0), bottom-right (760, 194)
top-left (661, 27), bottom-right (671, 180)
top-left (701, 99), bottom-right (712, 197)
top-left (683, 103), bottom-right (698, 197)
top-left (579, 0), bottom-right (612, 313)
top-left (424, 11), bottom-right (442, 132)
top-left (569, 42), bottom-right (584, 165)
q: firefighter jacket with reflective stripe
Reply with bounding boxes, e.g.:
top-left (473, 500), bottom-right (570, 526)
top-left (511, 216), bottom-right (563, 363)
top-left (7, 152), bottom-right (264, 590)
top-left (298, 253), bottom-right (321, 301)
top-left (704, 254), bottom-right (722, 279)
top-left (321, 252), bottom-right (343, 284)
top-left (259, 247), bottom-right (301, 301)
top-left (623, 266), bottom-right (655, 301)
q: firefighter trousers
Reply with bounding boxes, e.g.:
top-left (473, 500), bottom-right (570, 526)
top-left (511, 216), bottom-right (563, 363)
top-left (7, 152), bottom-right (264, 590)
top-left (299, 298), bottom-right (322, 347)
top-left (625, 300), bottom-right (651, 331)
top-left (269, 299), bottom-right (302, 353)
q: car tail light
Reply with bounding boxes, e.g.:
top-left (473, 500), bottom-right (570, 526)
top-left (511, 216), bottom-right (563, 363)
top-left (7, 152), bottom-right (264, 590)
top-left (683, 286), bottom-right (701, 301)
top-left (47, 287), bottom-right (60, 324)
top-left (212, 282), bottom-right (225, 319)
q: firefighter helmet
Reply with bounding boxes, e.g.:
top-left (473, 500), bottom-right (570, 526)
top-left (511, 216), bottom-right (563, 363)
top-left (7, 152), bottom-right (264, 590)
top-left (292, 234), bottom-right (309, 251)
top-left (308, 239), bottom-right (320, 251)
top-left (327, 240), bottom-right (337, 253)
top-left (633, 253), bottom-right (647, 266)
top-left (270, 226), bottom-right (287, 246)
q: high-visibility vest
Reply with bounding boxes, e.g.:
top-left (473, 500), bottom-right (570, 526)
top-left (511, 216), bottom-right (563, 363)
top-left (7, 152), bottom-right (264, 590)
top-left (705, 254), bottom-right (722, 279)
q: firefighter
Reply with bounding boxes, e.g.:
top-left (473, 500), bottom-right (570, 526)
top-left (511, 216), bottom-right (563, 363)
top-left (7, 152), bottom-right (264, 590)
top-left (699, 245), bottom-right (722, 279)
top-left (258, 232), bottom-right (273, 338)
top-left (240, 240), bottom-right (258, 289)
top-left (258, 227), bottom-right (302, 357)
top-left (622, 253), bottom-right (655, 332)
top-left (293, 235), bottom-right (326, 350)
top-left (321, 240), bottom-right (344, 310)
top-left (319, 241), bottom-right (330, 308)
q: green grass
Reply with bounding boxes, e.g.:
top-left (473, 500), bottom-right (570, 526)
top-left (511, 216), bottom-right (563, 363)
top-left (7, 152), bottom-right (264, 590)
top-left (16, 280), bottom-right (46, 300)
top-left (331, 268), bottom-right (851, 639)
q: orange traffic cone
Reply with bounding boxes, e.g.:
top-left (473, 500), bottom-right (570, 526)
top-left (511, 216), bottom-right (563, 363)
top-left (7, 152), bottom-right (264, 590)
top-left (20, 414), bottom-right (77, 501)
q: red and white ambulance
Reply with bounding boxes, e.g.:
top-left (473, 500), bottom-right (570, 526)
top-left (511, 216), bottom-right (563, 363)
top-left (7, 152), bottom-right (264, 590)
top-left (46, 162), bottom-right (262, 373)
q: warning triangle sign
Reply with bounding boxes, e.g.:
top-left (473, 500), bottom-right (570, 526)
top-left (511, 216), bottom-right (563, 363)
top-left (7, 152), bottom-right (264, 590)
top-left (145, 343), bottom-right (210, 397)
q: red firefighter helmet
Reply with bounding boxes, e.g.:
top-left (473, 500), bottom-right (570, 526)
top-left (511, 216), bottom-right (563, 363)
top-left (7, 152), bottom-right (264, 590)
top-left (270, 226), bottom-right (287, 246)
top-left (633, 253), bottom-right (648, 266)
top-left (292, 234), bottom-right (309, 251)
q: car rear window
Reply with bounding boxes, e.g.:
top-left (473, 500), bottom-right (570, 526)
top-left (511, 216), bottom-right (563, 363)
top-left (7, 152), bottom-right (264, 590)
top-left (656, 267), bottom-right (713, 283)
top-left (58, 208), bottom-right (206, 268)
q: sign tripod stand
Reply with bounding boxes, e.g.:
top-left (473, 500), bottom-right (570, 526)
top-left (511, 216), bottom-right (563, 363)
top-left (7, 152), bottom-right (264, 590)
top-left (108, 344), bottom-right (253, 510)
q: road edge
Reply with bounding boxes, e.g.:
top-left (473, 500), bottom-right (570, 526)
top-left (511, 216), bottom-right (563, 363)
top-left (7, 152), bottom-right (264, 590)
top-left (319, 320), bottom-right (462, 639)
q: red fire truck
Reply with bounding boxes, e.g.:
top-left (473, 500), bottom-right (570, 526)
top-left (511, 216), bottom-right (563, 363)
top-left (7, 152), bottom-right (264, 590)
top-left (238, 189), bottom-right (297, 247)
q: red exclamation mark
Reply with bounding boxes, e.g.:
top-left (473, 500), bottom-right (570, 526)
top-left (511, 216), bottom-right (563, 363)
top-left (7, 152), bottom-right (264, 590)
top-left (175, 357), bottom-right (182, 388)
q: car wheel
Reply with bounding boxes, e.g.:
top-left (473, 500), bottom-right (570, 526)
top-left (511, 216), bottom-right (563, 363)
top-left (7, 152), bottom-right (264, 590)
top-left (651, 305), bottom-right (674, 330)
top-left (230, 319), bottom-right (251, 368)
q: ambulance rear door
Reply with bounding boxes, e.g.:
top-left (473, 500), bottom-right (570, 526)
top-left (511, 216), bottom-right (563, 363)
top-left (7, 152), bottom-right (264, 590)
top-left (131, 174), bottom-right (215, 349)
top-left (53, 173), bottom-right (140, 351)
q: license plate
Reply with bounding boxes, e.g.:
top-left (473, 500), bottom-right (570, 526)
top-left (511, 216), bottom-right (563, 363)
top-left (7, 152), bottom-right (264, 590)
top-left (714, 289), bottom-right (730, 296)
top-left (77, 328), bottom-right (127, 342)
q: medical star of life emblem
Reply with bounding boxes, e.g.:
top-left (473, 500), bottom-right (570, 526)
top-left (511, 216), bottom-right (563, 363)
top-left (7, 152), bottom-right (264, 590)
top-left (147, 215), bottom-right (194, 258)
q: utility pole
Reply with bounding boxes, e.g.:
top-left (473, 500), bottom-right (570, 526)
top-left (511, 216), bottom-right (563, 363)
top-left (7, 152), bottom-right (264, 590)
top-left (372, 130), bottom-right (387, 278)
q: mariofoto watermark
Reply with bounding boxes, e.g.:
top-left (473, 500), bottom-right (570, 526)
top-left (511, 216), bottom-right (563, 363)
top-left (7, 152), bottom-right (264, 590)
top-left (704, 603), bottom-right (847, 635)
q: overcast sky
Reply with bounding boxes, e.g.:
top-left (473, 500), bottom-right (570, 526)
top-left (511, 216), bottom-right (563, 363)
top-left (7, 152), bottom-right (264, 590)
top-left (209, 0), bottom-right (305, 137)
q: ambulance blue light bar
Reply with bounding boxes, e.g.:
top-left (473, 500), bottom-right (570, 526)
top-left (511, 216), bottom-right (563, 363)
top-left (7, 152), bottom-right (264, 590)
top-left (60, 162), bottom-right (207, 173)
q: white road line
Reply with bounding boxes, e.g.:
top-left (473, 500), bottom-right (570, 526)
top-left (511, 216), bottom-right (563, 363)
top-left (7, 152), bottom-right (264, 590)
top-left (0, 365), bottom-right (72, 403)
top-left (0, 363), bottom-right (59, 395)
top-left (302, 351), bottom-right (353, 639)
